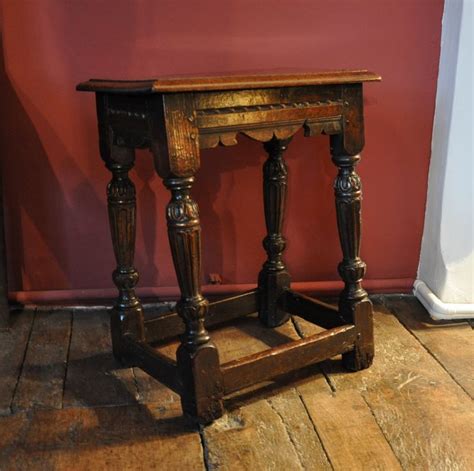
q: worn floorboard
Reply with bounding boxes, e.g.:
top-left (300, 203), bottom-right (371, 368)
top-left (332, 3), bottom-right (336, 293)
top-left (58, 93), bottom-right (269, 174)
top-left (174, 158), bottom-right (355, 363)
top-left (384, 295), bottom-right (474, 398)
top-left (0, 309), bottom-right (34, 415)
top-left (201, 315), bottom-right (333, 471)
top-left (11, 310), bottom-right (72, 411)
top-left (292, 316), bottom-right (402, 470)
top-left (295, 300), bottom-right (474, 471)
top-left (0, 296), bottom-right (472, 470)
top-left (0, 403), bottom-right (204, 471)
top-left (63, 310), bottom-right (138, 408)
top-left (298, 388), bottom-right (403, 470)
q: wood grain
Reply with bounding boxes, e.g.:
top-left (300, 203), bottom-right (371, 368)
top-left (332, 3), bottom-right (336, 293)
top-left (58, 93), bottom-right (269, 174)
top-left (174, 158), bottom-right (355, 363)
top-left (0, 309), bottom-right (34, 415)
top-left (0, 403), bottom-right (204, 471)
top-left (267, 389), bottom-right (332, 470)
top-left (384, 295), bottom-right (474, 398)
top-left (205, 396), bottom-right (329, 471)
top-left (298, 388), bottom-right (402, 470)
top-left (11, 310), bottom-right (72, 411)
top-left (221, 325), bottom-right (356, 394)
top-left (0, 299), bottom-right (472, 470)
top-left (200, 315), bottom-right (332, 470)
top-left (63, 310), bottom-right (138, 408)
top-left (77, 70), bottom-right (381, 94)
top-left (136, 314), bottom-right (298, 406)
top-left (293, 307), bottom-right (401, 469)
top-left (321, 300), bottom-right (474, 470)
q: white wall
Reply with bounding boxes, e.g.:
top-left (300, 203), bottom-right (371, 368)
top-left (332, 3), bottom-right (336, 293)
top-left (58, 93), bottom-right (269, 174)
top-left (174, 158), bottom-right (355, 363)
top-left (415, 0), bottom-right (473, 318)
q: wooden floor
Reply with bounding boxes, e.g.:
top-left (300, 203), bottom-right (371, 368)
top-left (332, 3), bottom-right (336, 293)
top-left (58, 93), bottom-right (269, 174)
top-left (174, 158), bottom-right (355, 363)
top-left (0, 295), bottom-right (473, 470)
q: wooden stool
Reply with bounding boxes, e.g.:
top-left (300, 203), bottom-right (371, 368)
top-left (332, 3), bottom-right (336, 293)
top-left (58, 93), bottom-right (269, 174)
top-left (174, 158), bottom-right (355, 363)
top-left (77, 70), bottom-right (381, 423)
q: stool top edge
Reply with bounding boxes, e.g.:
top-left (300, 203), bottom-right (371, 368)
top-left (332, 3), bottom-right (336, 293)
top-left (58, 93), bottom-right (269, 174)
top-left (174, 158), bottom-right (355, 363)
top-left (76, 69), bottom-right (381, 94)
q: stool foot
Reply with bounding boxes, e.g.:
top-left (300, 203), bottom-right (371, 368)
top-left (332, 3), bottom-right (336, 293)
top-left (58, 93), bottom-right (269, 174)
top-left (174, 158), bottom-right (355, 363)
top-left (110, 305), bottom-right (144, 364)
top-left (177, 343), bottom-right (224, 424)
top-left (258, 270), bottom-right (290, 327)
top-left (341, 299), bottom-right (374, 371)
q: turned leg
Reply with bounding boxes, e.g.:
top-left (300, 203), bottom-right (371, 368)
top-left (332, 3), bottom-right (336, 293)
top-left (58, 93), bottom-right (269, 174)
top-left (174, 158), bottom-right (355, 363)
top-left (164, 176), bottom-right (223, 423)
top-left (330, 135), bottom-right (374, 371)
top-left (106, 146), bottom-right (145, 361)
top-left (258, 137), bottom-right (292, 327)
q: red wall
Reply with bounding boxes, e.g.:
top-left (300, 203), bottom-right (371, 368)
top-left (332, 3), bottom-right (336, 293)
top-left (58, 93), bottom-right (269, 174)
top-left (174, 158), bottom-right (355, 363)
top-left (0, 1), bottom-right (443, 300)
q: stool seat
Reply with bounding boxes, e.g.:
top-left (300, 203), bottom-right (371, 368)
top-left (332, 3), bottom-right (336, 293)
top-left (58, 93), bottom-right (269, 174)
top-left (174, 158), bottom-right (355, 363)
top-left (77, 70), bottom-right (380, 423)
top-left (77, 69), bottom-right (380, 93)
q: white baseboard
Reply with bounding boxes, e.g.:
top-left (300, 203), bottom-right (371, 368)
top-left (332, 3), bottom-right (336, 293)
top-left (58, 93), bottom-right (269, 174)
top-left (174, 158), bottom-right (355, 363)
top-left (413, 280), bottom-right (474, 320)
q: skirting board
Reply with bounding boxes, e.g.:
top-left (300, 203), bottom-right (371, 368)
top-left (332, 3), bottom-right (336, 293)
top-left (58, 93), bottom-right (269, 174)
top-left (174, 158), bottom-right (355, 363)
top-left (413, 280), bottom-right (474, 320)
top-left (10, 277), bottom-right (415, 307)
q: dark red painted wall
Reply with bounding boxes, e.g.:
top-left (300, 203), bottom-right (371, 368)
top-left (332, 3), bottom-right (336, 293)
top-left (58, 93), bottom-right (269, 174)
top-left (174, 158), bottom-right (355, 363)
top-left (0, 1), bottom-right (443, 297)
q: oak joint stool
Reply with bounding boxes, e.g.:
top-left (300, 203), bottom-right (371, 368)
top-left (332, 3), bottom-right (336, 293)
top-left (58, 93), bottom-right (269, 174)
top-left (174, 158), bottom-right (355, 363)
top-left (77, 70), bottom-right (381, 424)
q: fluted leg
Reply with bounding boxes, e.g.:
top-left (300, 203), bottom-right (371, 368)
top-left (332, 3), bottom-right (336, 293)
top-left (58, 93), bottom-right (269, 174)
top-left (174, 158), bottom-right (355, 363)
top-left (106, 148), bottom-right (145, 361)
top-left (164, 176), bottom-right (223, 423)
top-left (331, 136), bottom-right (374, 370)
top-left (258, 137), bottom-right (291, 327)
